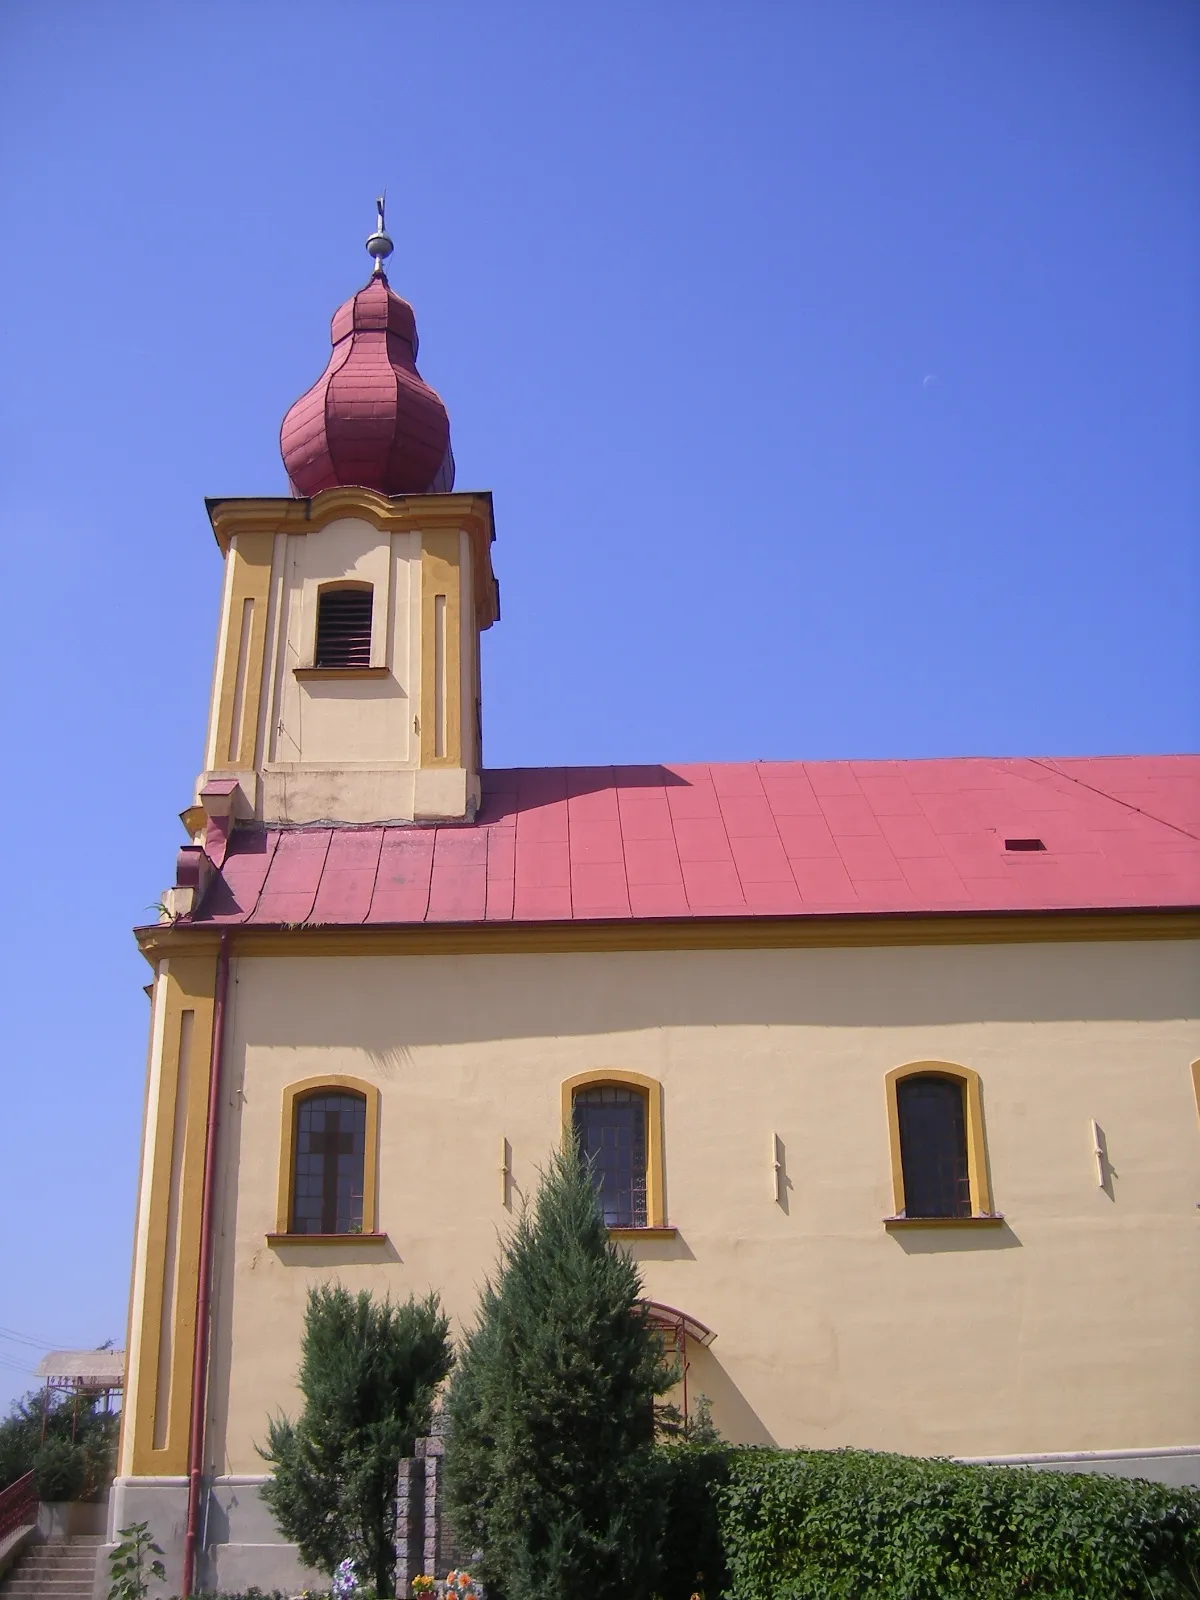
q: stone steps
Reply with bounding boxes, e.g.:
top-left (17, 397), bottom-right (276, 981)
top-left (0, 1537), bottom-right (103, 1600)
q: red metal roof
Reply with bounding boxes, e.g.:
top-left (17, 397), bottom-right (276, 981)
top-left (193, 756), bottom-right (1200, 928)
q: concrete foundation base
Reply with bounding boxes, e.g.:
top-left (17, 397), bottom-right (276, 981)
top-left (956, 1444), bottom-right (1200, 1489)
top-left (94, 1476), bottom-right (321, 1600)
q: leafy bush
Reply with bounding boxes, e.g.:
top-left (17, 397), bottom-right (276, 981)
top-left (258, 1286), bottom-right (451, 1599)
top-left (108, 1521), bottom-right (166, 1600)
top-left (33, 1435), bottom-right (86, 1502)
top-left (444, 1140), bottom-right (675, 1600)
top-left (0, 1387), bottom-right (118, 1495)
top-left (714, 1447), bottom-right (1200, 1599)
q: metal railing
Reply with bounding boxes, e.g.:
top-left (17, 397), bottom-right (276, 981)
top-left (0, 1471), bottom-right (37, 1544)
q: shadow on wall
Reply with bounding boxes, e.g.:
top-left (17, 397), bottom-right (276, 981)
top-left (229, 939), bottom-right (1196, 1050)
top-left (887, 1221), bottom-right (1023, 1255)
top-left (617, 1231), bottom-right (696, 1263)
top-left (685, 1343), bottom-right (776, 1447)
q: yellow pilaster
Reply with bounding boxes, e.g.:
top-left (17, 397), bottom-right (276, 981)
top-left (210, 530), bottom-right (275, 774)
top-left (122, 953), bottom-right (217, 1477)
top-left (420, 530), bottom-right (463, 767)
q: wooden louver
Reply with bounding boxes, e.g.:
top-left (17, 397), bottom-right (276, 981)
top-left (315, 588), bottom-right (373, 668)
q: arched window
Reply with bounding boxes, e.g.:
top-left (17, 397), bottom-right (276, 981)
top-left (292, 1091), bottom-right (366, 1233)
top-left (561, 1071), bottom-right (668, 1233)
top-left (273, 1077), bottom-right (380, 1239)
top-left (895, 1076), bottom-right (970, 1218)
top-left (884, 1062), bottom-right (996, 1223)
top-left (574, 1086), bottom-right (647, 1227)
top-left (315, 584), bottom-right (373, 668)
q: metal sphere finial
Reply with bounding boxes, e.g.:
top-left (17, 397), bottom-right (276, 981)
top-left (366, 195), bottom-right (393, 278)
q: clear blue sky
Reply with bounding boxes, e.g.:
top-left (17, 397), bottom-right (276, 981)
top-left (0, 3), bottom-right (1196, 1409)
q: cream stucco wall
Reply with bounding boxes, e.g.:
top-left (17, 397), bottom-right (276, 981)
top-left (268, 519), bottom-right (418, 769)
top-left (203, 938), bottom-right (1200, 1475)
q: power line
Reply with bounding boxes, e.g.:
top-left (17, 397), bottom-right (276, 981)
top-left (0, 1353), bottom-right (39, 1376)
top-left (0, 1324), bottom-right (89, 1352)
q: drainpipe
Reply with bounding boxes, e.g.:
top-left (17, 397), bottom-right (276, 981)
top-left (182, 931), bottom-right (230, 1600)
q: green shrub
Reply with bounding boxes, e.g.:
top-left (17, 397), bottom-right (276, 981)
top-left (0, 1388), bottom-right (119, 1495)
top-left (714, 1447), bottom-right (1200, 1599)
top-left (108, 1522), bottom-right (166, 1600)
top-left (655, 1443), bottom-right (730, 1600)
top-left (33, 1435), bottom-right (86, 1502)
top-left (444, 1140), bottom-right (675, 1600)
top-left (258, 1286), bottom-right (451, 1598)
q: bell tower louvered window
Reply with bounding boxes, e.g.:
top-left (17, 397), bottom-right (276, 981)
top-left (315, 586), bottom-right (373, 668)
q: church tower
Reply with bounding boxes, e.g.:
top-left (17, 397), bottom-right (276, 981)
top-left (192, 202), bottom-right (498, 839)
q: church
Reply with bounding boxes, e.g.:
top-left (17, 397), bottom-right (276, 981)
top-left (108, 206), bottom-right (1200, 1595)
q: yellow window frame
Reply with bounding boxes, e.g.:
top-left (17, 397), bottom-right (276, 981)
top-left (562, 1069), bottom-right (666, 1231)
top-left (275, 1075), bottom-right (381, 1236)
top-left (884, 1060), bottom-right (994, 1219)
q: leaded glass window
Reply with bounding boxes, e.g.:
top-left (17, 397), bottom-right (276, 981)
top-left (573, 1086), bottom-right (648, 1228)
top-left (291, 1092), bottom-right (366, 1234)
top-left (896, 1075), bottom-right (971, 1218)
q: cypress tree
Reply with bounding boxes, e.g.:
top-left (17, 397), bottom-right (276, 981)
top-left (260, 1285), bottom-right (452, 1597)
top-left (445, 1140), bottom-right (674, 1600)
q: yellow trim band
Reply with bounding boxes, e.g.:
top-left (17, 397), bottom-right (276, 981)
top-left (137, 910), bottom-right (1200, 966)
top-left (275, 1075), bottom-right (381, 1236)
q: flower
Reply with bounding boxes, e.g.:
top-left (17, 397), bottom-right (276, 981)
top-left (332, 1558), bottom-right (360, 1600)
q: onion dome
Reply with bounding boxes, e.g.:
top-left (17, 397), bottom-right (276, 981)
top-left (280, 199), bottom-right (455, 497)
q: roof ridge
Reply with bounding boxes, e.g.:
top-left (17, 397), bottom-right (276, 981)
top-left (1024, 757), bottom-right (1200, 845)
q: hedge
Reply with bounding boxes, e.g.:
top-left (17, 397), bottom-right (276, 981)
top-left (657, 1444), bottom-right (731, 1600)
top-left (718, 1448), bottom-right (1200, 1599)
top-left (657, 1446), bottom-right (1200, 1600)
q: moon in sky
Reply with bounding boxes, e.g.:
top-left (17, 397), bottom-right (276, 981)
top-left (922, 373), bottom-right (938, 388)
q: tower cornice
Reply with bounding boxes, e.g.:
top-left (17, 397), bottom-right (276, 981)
top-left (205, 487), bottom-right (499, 628)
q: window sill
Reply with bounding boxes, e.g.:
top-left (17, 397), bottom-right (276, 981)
top-left (293, 666), bottom-right (390, 681)
top-left (607, 1226), bottom-right (677, 1240)
top-left (884, 1214), bottom-right (1005, 1229)
top-left (266, 1232), bottom-right (389, 1245)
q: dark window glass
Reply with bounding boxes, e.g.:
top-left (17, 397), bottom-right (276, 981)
top-left (573, 1086), bottom-right (647, 1228)
top-left (896, 1075), bottom-right (971, 1218)
top-left (291, 1092), bottom-right (366, 1234)
top-left (315, 588), bottom-right (373, 668)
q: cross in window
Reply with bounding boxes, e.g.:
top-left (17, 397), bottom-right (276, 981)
top-left (308, 1112), bottom-right (354, 1233)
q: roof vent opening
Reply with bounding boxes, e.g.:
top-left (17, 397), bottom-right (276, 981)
top-left (1004, 837), bottom-right (1046, 852)
top-left (315, 586), bottom-right (373, 669)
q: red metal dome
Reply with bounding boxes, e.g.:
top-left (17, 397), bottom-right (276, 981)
top-left (280, 272), bottom-right (454, 498)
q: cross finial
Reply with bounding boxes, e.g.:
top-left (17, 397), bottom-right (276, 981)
top-left (366, 195), bottom-right (393, 279)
